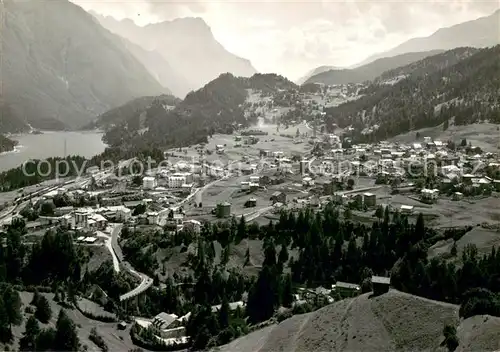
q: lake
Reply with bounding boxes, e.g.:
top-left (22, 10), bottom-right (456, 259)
top-left (0, 131), bottom-right (107, 172)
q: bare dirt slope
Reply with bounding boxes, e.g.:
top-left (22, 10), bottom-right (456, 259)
top-left (218, 290), bottom-right (500, 352)
top-left (457, 315), bottom-right (500, 352)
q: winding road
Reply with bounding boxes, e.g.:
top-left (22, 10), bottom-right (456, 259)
top-left (109, 224), bottom-right (154, 302)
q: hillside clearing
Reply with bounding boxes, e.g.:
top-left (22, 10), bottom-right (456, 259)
top-left (217, 290), bottom-right (500, 352)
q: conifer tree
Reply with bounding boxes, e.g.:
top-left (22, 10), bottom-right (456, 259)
top-left (20, 316), bottom-right (40, 351)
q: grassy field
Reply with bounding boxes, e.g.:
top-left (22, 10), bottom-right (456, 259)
top-left (388, 123), bottom-right (500, 153)
top-left (429, 225), bottom-right (500, 260)
top-left (8, 292), bottom-right (137, 352)
top-left (217, 290), bottom-right (500, 352)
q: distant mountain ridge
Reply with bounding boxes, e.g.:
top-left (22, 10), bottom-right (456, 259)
top-left (1, 0), bottom-right (168, 132)
top-left (304, 50), bottom-right (444, 85)
top-left (375, 47), bottom-right (480, 83)
top-left (325, 46), bottom-right (500, 140)
top-left (296, 65), bottom-right (342, 85)
top-left (356, 9), bottom-right (500, 67)
top-left (117, 37), bottom-right (191, 99)
top-left (92, 13), bottom-right (258, 97)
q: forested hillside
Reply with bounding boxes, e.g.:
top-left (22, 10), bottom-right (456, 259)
top-left (102, 73), bottom-right (297, 149)
top-left (0, 135), bottom-right (17, 153)
top-left (84, 94), bottom-right (180, 130)
top-left (376, 47), bottom-right (480, 83)
top-left (325, 46), bottom-right (500, 140)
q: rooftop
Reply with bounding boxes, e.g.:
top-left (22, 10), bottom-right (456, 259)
top-left (372, 276), bottom-right (391, 285)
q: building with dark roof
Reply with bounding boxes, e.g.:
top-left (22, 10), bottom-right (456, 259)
top-left (371, 275), bottom-right (391, 295)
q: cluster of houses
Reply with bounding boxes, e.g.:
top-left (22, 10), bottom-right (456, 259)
top-left (133, 273), bottom-right (392, 347)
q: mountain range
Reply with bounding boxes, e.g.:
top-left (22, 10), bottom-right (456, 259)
top-left (0, 0), bottom-right (257, 134)
top-left (325, 46), bottom-right (500, 140)
top-left (1, 0), bottom-right (168, 132)
top-left (296, 65), bottom-right (343, 85)
top-left (91, 13), bottom-right (258, 98)
top-left (355, 9), bottom-right (500, 67)
top-left (304, 9), bottom-right (499, 86)
top-left (303, 50), bottom-right (444, 85)
top-left (1, 2), bottom-right (498, 135)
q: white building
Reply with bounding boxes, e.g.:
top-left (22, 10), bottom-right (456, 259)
top-left (249, 175), bottom-right (260, 183)
top-left (400, 205), bottom-right (414, 214)
top-left (143, 176), bottom-right (157, 190)
top-left (74, 211), bottom-right (89, 228)
top-left (421, 188), bottom-right (439, 202)
top-left (116, 207), bottom-right (132, 222)
top-left (147, 212), bottom-right (159, 225)
top-left (302, 177), bottom-right (314, 187)
top-left (168, 175), bottom-right (185, 188)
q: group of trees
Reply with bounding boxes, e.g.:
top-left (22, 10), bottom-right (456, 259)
top-left (0, 146), bottom-right (166, 192)
top-left (19, 309), bottom-right (80, 352)
top-left (0, 156), bottom-right (87, 191)
top-left (0, 135), bottom-right (17, 153)
top-left (0, 285), bottom-right (22, 343)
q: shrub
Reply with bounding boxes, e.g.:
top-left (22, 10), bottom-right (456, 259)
top-left (89, 327), bottom-right (108, 352)
top-left (276, 310), bottom-right (292, 323)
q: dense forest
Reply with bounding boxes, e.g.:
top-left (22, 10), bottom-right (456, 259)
top-left (85, 95), bottom-right (181, 131)
top-left (325, 45), bottom-right (500, 141)
top-left (102, 73), bottom-right (297, 149)
top-left (0, 135), bottom-right (17, 153)
top-left (375, 47), bottom-right (479, 82)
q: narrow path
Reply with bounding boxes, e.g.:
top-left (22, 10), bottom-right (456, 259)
top-left (289, 312), bottom-right (313, 352)
top-left (105, 232), bottom-right (120, 273)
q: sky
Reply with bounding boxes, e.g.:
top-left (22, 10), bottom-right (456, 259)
top-left (72, 0), bottom-right (500, 80)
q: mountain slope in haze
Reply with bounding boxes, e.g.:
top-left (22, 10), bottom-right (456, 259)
top-left (0, 101), bottom-right (30, 133)
top-left (304, 50), bottom-right (444, 85)
top-left (296, 65), bottom-right (342, 85)
top-left (117, 36), bottom-right (192, 99)
top-left (376, 47), bottom-right (480, 84)
top-left (217, 291), bottom-right (500, 352)
top-left (2, 0), bottom-right (167, 131)
top-left (325, 46), bottom-right (500, 140)
top-left (102, 73), bottom-right (297, 149)
top-left (92, 13), bottom-right (258, 96)
top-left (357, 9), bottom-right (500, 67)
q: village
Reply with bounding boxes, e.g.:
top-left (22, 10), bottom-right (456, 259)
top-left (1, 113), bottom-right (500, 346)
top-left (0, 81), bottom-right (499, 348)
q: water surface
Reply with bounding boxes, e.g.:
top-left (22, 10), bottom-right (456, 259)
top-left (0, 131), bottom-right (106, 172)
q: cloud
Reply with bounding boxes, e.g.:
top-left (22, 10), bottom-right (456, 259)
top-left (71, 0), bottom-right (500, 79)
